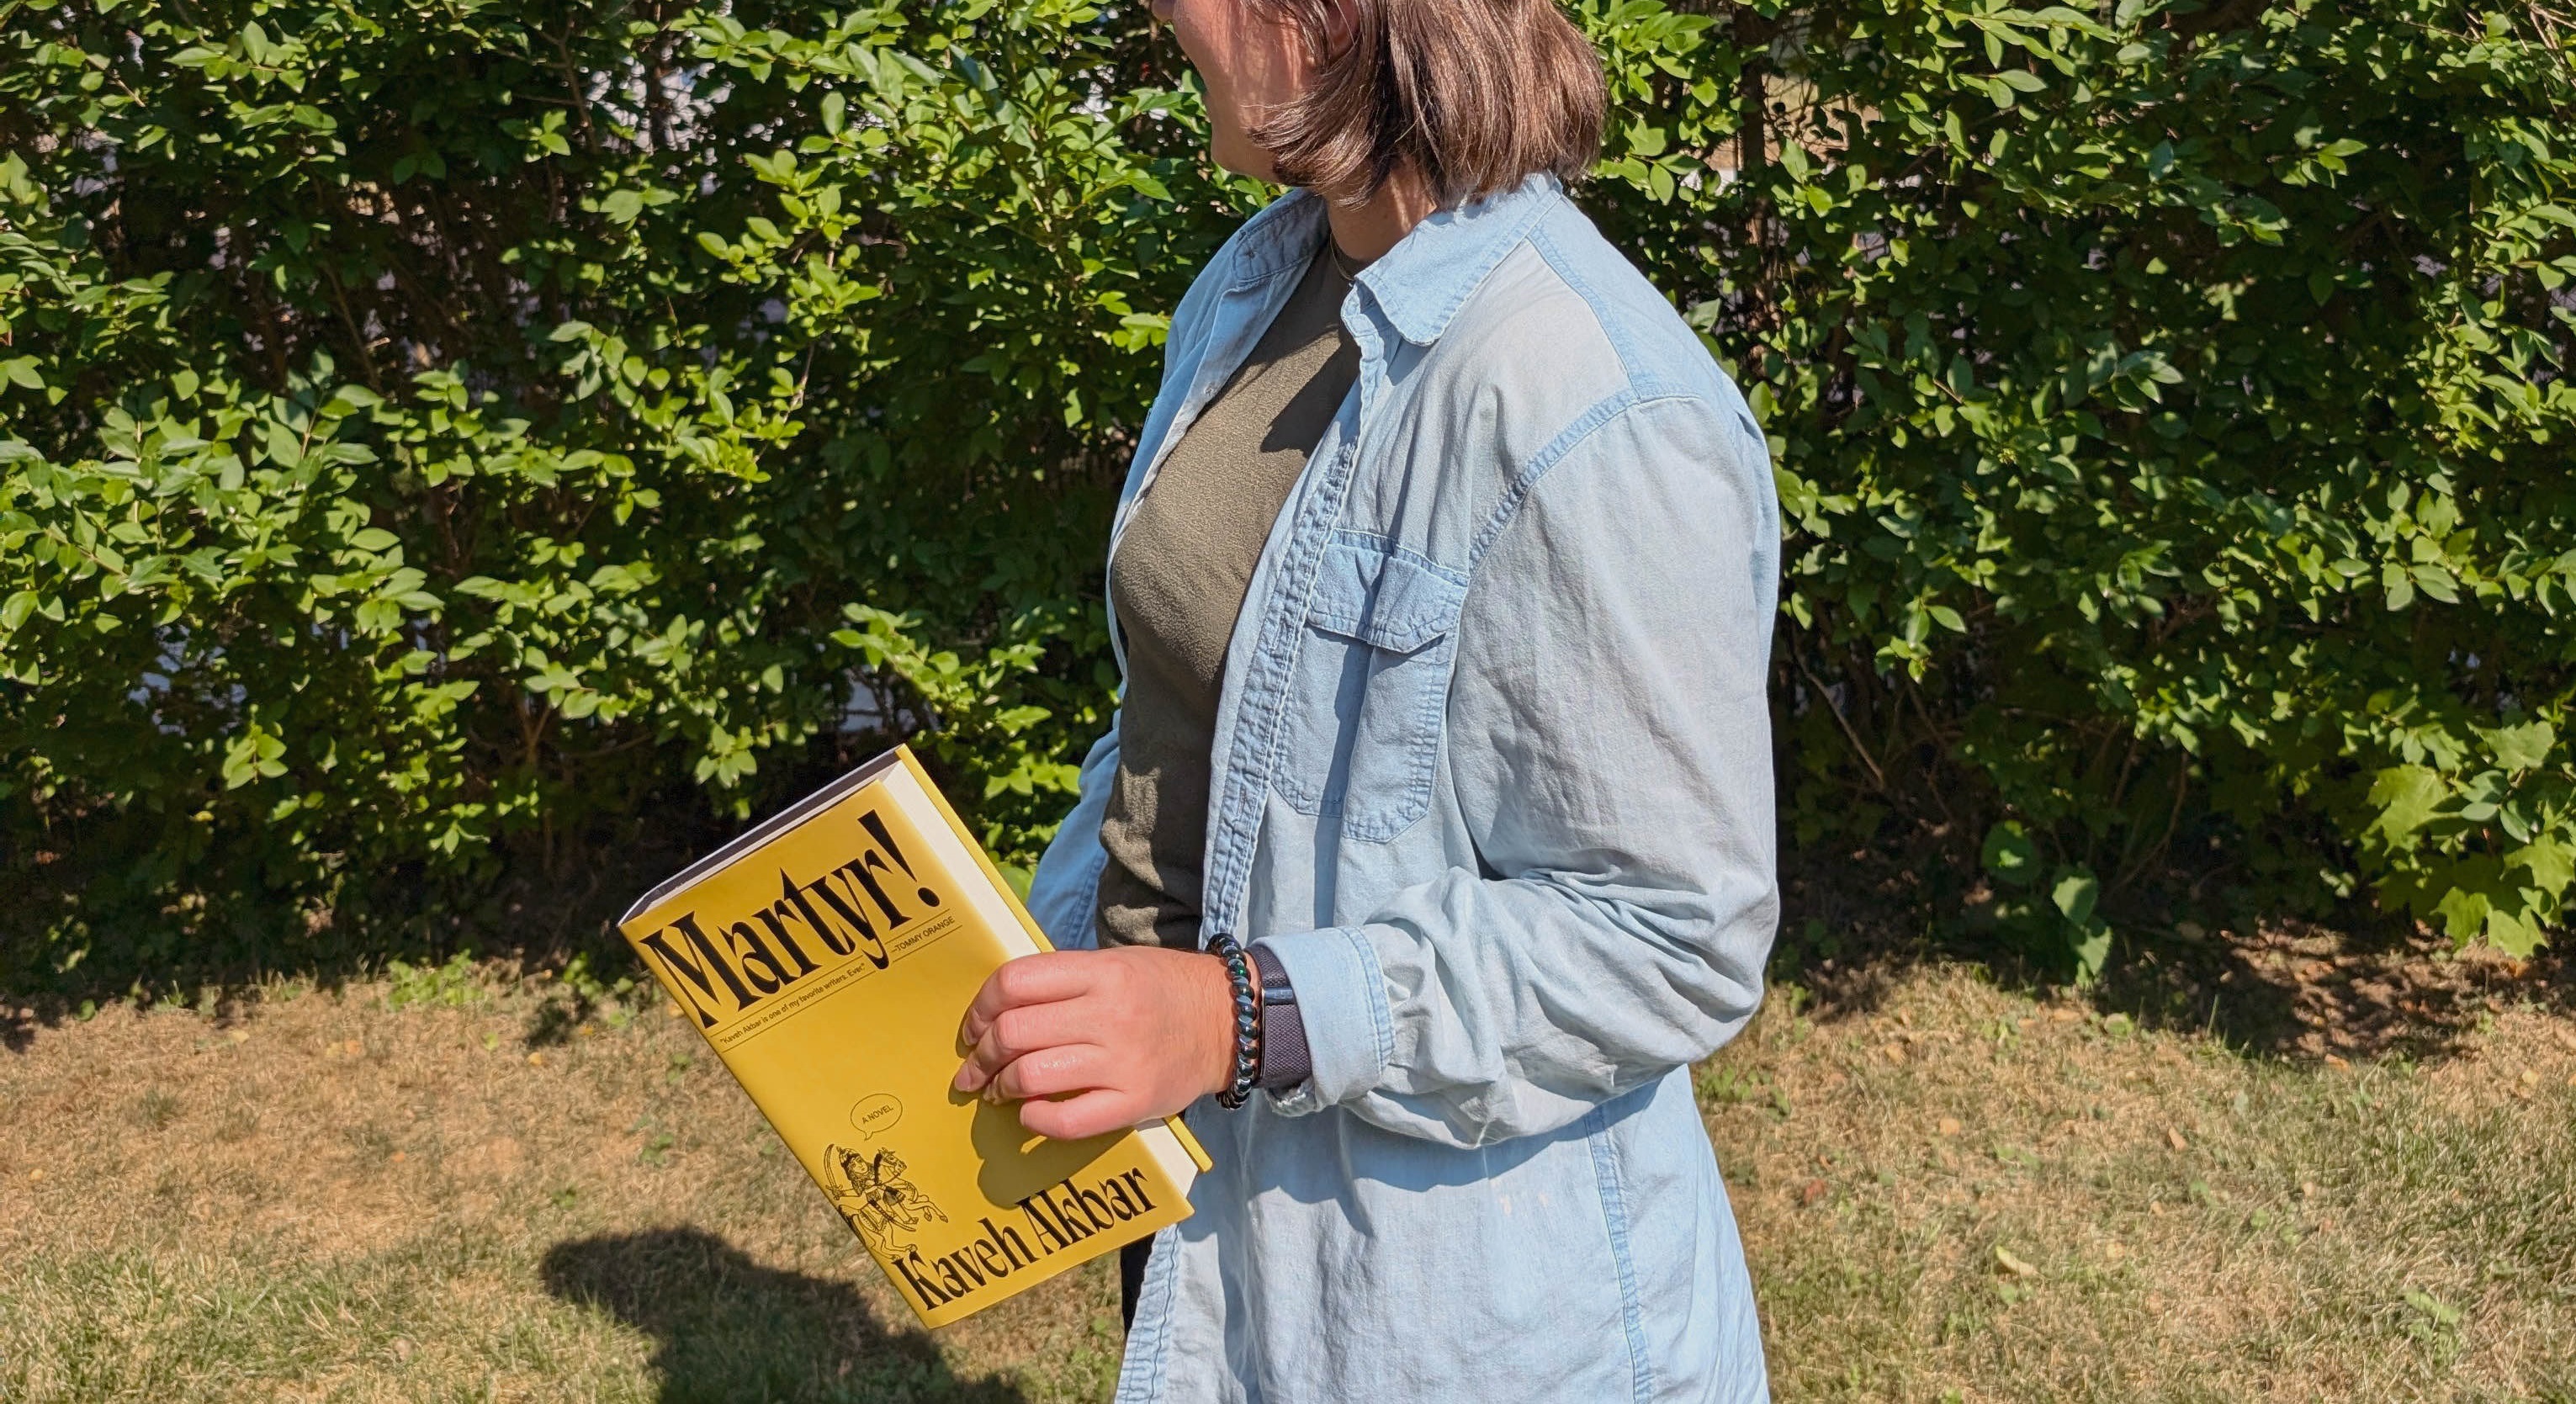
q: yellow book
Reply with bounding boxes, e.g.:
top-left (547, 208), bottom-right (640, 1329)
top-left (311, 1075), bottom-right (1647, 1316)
top-left (617, 744), bottom-right (1210, 1328)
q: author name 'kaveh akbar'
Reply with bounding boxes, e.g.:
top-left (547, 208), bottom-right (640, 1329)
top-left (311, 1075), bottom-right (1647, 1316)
top-left (898, 1166), bottom-right (1170, 1312)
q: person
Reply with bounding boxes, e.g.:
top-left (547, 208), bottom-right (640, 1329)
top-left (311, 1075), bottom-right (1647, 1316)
top-left (950, 0), bottom-right (1780, 1397)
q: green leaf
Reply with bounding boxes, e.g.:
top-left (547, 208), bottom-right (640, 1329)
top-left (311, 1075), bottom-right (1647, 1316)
top-left (262, 419), bottom-right (305, 468)
top-left (2431, 885), bottom-right (2491, 944)
top-left (2051, 869), bottom-right (2101, 928)
top-left (2483, 906), bottom-right (2548, 959)
top-left (2405, 1289), bottom-right (2462, 1328)
top-left (1982, 821), bottom-right (2040, 887)
top-left (2511, 835), bottom-right (2574, 895)
top-left (2071, 921), bottom-right (2112, 983)
top-left (2483, 721), bottom-right (2554, 771)
top-left (2367, 766), bottom-right (2446, 843)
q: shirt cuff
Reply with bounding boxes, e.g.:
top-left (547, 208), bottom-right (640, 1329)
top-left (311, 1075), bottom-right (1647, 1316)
top-left (1247, 944), bottom-right (1309, 1092)
top-left (1248, 927), bottom-right (1392, 1114)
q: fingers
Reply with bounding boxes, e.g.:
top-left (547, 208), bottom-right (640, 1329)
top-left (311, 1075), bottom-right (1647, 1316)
top-left (957, 951), bottom-right (1100, 1047)
top-left (990, 1044), bottom-right (1110, 1102)
top-left (953, 998), bottom-right (1094, 1094)
top-left (1016, 1087), bottom-right (1143, 1143)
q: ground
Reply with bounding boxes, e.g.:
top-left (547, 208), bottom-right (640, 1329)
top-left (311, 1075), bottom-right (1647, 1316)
top-left (2, 939), bottom-right (2571, 1403)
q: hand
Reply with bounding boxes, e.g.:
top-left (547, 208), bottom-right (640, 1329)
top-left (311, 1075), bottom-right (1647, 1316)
top-left (951, 946), bottom-right (1238, 1141)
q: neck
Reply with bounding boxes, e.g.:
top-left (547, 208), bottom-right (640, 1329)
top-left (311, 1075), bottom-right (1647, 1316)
top-left (1322, 168), bottom-right (1438, 263)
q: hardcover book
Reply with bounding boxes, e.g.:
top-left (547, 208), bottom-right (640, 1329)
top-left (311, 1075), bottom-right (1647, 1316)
top-left (617, 744), bottom-right (1210, 1327)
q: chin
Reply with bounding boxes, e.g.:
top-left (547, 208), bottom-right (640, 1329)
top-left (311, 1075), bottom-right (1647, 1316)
top-left (1208, 133), bottom-right (1280, 185)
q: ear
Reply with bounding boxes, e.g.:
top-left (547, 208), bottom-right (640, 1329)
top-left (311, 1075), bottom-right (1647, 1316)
top-left (1316, 0), bottom-right (1360, 61)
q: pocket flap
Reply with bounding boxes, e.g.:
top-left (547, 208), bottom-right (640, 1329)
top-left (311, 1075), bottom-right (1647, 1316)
top-left (1306, 540), bottom-right (1469, 654)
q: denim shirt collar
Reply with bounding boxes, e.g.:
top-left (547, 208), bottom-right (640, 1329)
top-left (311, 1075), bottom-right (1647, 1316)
top-left (1222, 173), bottom-right (1567, 347)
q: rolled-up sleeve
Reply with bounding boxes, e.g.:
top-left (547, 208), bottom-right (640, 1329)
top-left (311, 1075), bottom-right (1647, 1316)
top-left (1259, 392), bottom-right (1780, 1146)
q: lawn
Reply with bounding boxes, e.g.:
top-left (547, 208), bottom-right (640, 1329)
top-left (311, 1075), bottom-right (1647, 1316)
top-left (3, 936), bottom-right (2571, 1402)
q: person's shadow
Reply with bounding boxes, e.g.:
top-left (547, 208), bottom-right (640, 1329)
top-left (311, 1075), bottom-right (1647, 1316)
top-left (541, 1227), bottom-right (1033, 1404)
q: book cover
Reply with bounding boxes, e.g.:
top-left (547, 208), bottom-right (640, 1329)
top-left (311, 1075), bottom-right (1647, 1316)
top-left (617, 744), bottom-right (1211, 1328)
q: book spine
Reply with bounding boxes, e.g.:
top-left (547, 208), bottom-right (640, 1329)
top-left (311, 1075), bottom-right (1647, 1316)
top-left (889, 747), bottom-right (1214, 1175)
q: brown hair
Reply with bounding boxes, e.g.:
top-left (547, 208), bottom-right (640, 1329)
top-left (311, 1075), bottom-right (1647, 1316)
top-left (1248, 0), bottom-right (1606, 209)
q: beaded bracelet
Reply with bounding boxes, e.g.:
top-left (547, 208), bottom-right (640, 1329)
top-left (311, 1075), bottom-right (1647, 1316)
top-left (1208, 932), bottom-right (1261, 1109)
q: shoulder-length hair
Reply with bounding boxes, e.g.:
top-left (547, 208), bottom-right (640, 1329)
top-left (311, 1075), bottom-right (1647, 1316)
top-left (1248, 0), bottom-right (1606, 209)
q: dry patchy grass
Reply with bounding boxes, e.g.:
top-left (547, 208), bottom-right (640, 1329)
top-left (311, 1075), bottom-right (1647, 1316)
top-left (0, 976), bottom-right (1123, 1403)
top-left (2, 956), bottom-right (2570, 1402)
top-left (1713, 970), bottom-right (2576, 1402)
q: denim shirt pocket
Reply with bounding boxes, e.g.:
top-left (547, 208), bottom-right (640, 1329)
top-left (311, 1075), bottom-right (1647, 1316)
top-left (1273, 536), bottom-right (1470, 843)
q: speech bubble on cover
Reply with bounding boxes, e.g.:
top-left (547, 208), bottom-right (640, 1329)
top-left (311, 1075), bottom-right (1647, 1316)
top-left (850, 1094), bottom-right (903, 1139)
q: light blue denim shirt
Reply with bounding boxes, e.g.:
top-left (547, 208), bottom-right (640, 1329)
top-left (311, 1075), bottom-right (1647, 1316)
top-left (1026, 174), bottom-right (1780, 1404)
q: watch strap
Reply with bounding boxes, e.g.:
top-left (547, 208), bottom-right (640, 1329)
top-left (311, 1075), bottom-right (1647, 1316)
top-left (1247, 943), bottom-right (1311, 1094)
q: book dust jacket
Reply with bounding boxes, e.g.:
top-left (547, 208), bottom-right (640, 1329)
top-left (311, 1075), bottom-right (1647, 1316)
top-left (618, 746), bottom-right (1208, 1327)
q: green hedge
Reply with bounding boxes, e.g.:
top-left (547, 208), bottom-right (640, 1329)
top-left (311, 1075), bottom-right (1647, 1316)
top-left (2, 0), bottom-right (2569, 988)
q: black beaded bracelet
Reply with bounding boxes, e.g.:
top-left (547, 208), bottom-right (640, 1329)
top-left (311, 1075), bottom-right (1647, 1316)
top-left (1208, 932), bottom-right (1261, 1109)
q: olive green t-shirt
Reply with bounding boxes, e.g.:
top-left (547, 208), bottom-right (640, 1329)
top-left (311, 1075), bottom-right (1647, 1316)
top-left (1094, 244), bottom-right (1361, 950)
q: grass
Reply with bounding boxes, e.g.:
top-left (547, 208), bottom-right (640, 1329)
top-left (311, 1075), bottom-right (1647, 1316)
top-left (2, 951), bottom-right (2571, 1402)
top-left (1719, 973), bottom-right (2574, 1401)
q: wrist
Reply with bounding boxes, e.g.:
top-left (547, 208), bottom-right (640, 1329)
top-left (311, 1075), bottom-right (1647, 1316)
top-left (1205, 934), bottom-right (1261, 1108)
top-left (1194, 951), bottom-right (1238, 1097)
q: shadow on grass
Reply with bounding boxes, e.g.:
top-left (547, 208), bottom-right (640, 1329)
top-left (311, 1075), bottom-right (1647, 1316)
top-left (1775, 842), bottom-right (2575, 1063)
top-left (542, 1227), bottom-right (1029, 1404)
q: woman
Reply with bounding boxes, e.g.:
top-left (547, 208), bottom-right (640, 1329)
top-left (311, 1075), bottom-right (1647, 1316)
top-left (951, 1), bottom-right (1780, 1398)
